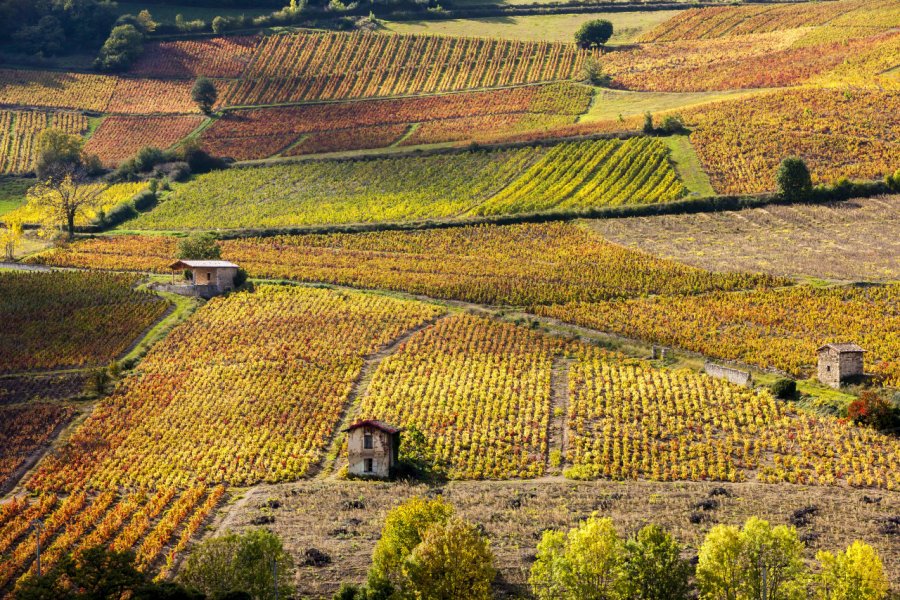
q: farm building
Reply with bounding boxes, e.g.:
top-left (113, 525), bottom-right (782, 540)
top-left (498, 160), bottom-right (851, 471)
top-left (167, 260), bottom-right (240, 298)
top-left (817, 343), bottom-right (865, 389)
top-left (343, 420), bottom-right (401, 478)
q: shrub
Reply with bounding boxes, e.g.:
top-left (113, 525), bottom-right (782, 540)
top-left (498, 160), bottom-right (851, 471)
top-left (643, 112), bottom-right (654, 134)
top-left (178, 529), bottom-right (294, 600)
top-left (658, 115), bottom-right (687, 134)
top-left (132, 189), bottom-right (157, 212)
top-left (771, 378), bottom-right (797, 400)
top-left (581, 57), bottom-right (611, 86)
top-left (134, 146), bottom-right (167, 173)
top-left (233, 268), bottom-right (248, 288)
top-left (404, 518), bottom-right (495, 600)
top-left (847, 390), bottom-right (894, 431)
top-left (212, 16), bottom-right (227, 34)
top-left (575, 19), bottom-right (614, 48)
top-left (367, 496), bottom-right (454, 594)
top-left (622, 524), bottom-right (692, 600)
top-left (776, 157), bottom-right (813, 201)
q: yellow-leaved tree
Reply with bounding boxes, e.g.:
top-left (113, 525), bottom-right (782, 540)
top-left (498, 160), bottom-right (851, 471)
top-left (26, 175), bottom-right (103, 241)
top-left (1, 218), bottom-right (23, 261)
top-left (816, 541), bottom-right (888, 600)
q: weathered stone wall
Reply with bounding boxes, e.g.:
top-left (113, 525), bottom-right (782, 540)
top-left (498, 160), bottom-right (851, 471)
top-left (347, 427), bottom-right (393, 478)
top-left (704, 362), bottom-right (752, 387)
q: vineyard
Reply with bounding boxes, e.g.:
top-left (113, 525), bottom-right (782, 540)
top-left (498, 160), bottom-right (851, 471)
top-left (0, 110), bottom-right (88, 174)
top-left (0, 69), bottom-right (117, 112)
top-left (27, 223), bottom-right (783, 306)
top-left (358, 314), bottom-right (559, 479)
top-left (590, 195), bottom-right (900, 281)
top-left (681, 88), bottom-right (900, 194)
top-left (85, 115), bottom-right (206, 166)
top-left (566, 346), bottom-right (900, 488)
top-left (538, 284), bottom-right (900, 386)
top-left (27, 285), bottom-right (442, 491)
top-left (0, 271), bottom-right (169, 373)
top-left (201, 83), bottom-right (592, 160)
top-left (601, 30), bottom-right (889, 92)
top-left (0, 403), bottom-right (74, 488)
top-left (640, 0), bottom-right (898, 42)
top-left (472, 137), bottom-right (685, 215)
top-left (125, 137), bottom-right (685, 230)
top-left (0, 486), bottom-right (224, 591)
top-left (221, 31), bottom-right (593, 105)
top-left (129, 36), bottom-right (260, 78)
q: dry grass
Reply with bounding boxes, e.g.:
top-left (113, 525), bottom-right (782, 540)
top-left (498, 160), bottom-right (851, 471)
top-left (215, 479), bottom-right (900, 599)
top-left (585, 196), bottom-right (900, 282)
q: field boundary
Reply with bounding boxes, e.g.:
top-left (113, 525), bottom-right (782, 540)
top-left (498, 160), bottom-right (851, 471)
top-left (315, 312), bottom-right (450, 478)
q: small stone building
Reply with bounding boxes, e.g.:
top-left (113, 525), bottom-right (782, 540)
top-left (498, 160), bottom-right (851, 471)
top-left (817, 343), bottom-right (865, 389)
top-left (343, 420), bottom-right (401, 478)
top-left (167, 260), bottom-right (239, 298)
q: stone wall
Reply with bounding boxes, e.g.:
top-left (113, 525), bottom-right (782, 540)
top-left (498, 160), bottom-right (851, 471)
top-left (704, 362), bottom-right (752, 387)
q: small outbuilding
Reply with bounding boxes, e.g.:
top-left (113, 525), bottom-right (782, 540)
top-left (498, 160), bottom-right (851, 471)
top-left (817, 343), bottom-right (866, 389)
top-left (167, 260), bottom-right (240, 298)
top-left (343, 420), bottom-right (401, 478)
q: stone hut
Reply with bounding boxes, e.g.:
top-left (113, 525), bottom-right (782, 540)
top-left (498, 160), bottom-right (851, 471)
top-left (343, 420), bottom-right (401, 478)
top-left (167, 260), bottom-right (239, 299)
top-left (817, 343), bottom-right (865, 389)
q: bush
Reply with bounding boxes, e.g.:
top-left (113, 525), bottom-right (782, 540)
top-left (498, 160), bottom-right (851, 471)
top-left (847, 390), bottom-right (895, 431)
top-left (404, 518), bottom-right (495, 600)
top-left (771, 378), bottom-right (797, 400)
top-left (622, 524), bottom-right (693, 600)
top-left (178, 530), bottom-right (293, 600)
top-left (776, 157), bottom-right (813, 201)
top-left (887, 168), bottom-right (900, 192)
top-left (179, 140), bottom-right (228, 174)
top-left (658, 115), bottom-right (687, 134)
top-left (581, 57), bottom-right (610, 86)
top-left (212, 15), bottom-right (227, 34)
top-left (135, 146), bottom-right (167, 172)
top-left (233, 268), bottom-right (248, 288)
top-left (574, 19), bottom-right (613, 48)
top-left (643, 112), bottom-right (654, 134)
top-left (132, 189), bottom-right (157, 212)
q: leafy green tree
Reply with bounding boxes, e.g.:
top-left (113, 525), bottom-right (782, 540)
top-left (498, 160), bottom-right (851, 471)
top-left (698, 517), bottom-right (807, 600)
top-left (178, 529), bottom-right (294, 600)
top-left (581, 57), bottom-right (611, 86)
top-left (192, 77), bottom-right (219, 115)
top-left (177, 233), bottom-right (222, 260)
top-left (95, 24), bottom-right (144, 72)
top-left (574, 19), bottom-right (614, 48)
top-left (776, 157), bottom-right (813, 201)
top-left (530, 514), bottom-right (623, 600)
top-left (621, 524), bottom-right (692, 600)
top-left (815, 541), bottom-right (888, 600)
top-left (35, 129), bottom-right (84, 181)
top-left (368, 496), bottom-right (454, 596)
top-left (404, 518), bottom-right (495, 600)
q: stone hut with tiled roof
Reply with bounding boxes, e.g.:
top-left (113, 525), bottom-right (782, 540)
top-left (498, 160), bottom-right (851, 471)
top-left (817, 343), bottom-right (865, 389)
top-left (343, 420), bottom-right (401, 478)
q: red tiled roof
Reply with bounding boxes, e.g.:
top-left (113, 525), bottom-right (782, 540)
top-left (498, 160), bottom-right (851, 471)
top-left (343, 419), bottom-right (402, 434)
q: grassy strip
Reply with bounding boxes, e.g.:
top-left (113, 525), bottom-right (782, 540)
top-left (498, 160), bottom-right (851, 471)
top-left (662, 134), bottom-right (715, 198)
top-left (118, 284), bottom-right (202, 370)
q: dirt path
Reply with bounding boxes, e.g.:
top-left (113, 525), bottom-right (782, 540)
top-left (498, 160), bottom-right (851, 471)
top-left (313, 313), bottom-right (449, 479)
top-left (546, 356), bottom-right (572, 476)
top-left (0, 262), bottom-right (51, 272)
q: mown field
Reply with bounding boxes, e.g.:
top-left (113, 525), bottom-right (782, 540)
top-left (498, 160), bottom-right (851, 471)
top-left (590, 195), bottom-right (900, 281)
top-left (223, 479), bottom-right (900, 598)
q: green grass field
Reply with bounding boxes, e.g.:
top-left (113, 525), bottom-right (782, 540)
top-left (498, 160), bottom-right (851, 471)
top-left (661, 135), bottom-right (715, 197)
top-left (580, 89), bottom-right (771, 122)
top-left (383, 11), bottom-right (680, 44)
top-left (0, 177), bottom-right (31, 217)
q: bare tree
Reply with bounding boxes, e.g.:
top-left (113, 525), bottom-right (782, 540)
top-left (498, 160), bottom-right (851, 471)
top-left (26, 174), bottom-right (103, 241)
